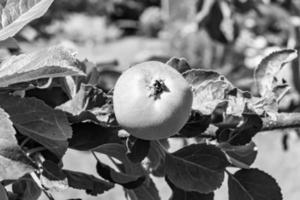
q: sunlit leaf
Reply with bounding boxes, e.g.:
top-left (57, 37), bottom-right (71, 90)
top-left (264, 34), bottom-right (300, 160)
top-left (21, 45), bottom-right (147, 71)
top-left (0, 0), bottom-right (54, 41)
top-left (192, 80), bottom-right (233, 115)
top-left (254, 49), bottom-right (297, 96)
top-left (0, 107), bottom-right (35, 180)
top-left (0, 46), bottom-right (85, 88)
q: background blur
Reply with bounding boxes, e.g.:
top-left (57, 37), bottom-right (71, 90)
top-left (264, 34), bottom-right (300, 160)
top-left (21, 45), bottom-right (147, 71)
top-left (8, 0), bottom-right (300, 199)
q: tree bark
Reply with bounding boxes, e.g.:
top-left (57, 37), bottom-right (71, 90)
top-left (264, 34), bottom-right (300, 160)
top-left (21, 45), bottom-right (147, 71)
top-left (262, 112), bottom-right (300, 131)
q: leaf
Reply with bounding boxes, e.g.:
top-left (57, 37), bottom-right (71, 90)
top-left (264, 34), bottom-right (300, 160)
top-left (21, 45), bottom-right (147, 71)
top-left (126, 136), bottom-right (150, 163)
top-left (0, 94), bottom-right (72, 158)
top-left (145, 141), bottom-right (166, 177)
top-left (0, 107), bottom-right (35, 180)
top-left (0, 45), bottom-right (85, 88)
top-left (192, 80), bottom-right (233, 115)
top-left (228, 169), bottom-right (282, 200)
top-left (41, 160), bottom-right (68, 192)
top-left (254, 49), bottom-right (297, 97)
top-left (63, 170), bottom-right (114, 196)
top-left (125, 177), bottom-right (160, 200)
top-left (94, 143), bottom-right (160, 199)
top-left (218, 113), bottom-right (262, 145)
top-left (0, 37), bottom-right (19, 49)
top-left (12, 174), bottom-right (42, 200)
top-left (166, 177), bottom-right (214, 200)
top-left (57, 84), bottom-right (117, 127)
top-left (165, 144), bottom-right (229, 193)
top-left (221, 142), bottom-right (257, 168)
top-left (183, 69), bottom-right (222, 89)
top-left (0, 184), bottom-right (8, 200)
top-left (183, 69), bottom-right (234, 115)
top-left (179, 110), bottom-right (211, 137)
top-left (57, 84), bottom-right (101, 116)
top-left (69, 123), bottom-right (121, 151)
top-left (0, 0), bottom-right (54, 41)
top-left (93, 143), bottom-right (146, 177)
top-left (166, 57), bottom-right (191, 73)
top-left (96, 160), bottom-right (145, 189)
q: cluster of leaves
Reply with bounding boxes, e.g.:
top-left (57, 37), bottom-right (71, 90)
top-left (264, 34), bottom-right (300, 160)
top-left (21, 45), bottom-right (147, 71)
top-left (0, 1), bottom-right (297, 200)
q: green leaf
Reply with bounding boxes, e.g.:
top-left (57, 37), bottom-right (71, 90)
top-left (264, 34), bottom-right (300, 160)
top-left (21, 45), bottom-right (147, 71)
top-left (166, 57), bottom-right (191, 73)
top-left (0, 37), bottom-right (19, 49)
top-left (41, 160), bottom-right (68, 192)
top-left (192, 80), bottom-right (233, 115)
top-left (93, 143), bottom-right (145, 176)
top-left (0, 94), bottom-right (72, 158)
top-left (183, 69), bottom-right (222, 90)
top-left (126, 136), bottom-right (150, 163)
top-left (0, 46), bottom-right (85, 88)
top-left (183, 69), bottom-right (234, 115)
top-left (166, 177), bottom-right (214, 200)
top-left (12, 174), bottom-right (42, 200)
top-left (0, 184), bottom-right (8, 200)
top-left (217, 113), bottom-right (262, 145)
top-left (0, 0), bottom-right (54, 41)
top-left (63, 170), bottom-right (114, 196)
top-left (254, 49), bottom-right (297, 97)
top-left (0, 107), bottom-right (35, 180)
top-left (179, 110), bottom-right (211, 137)
top-left (125, 177), bottom-right (160, 200)
top-left (165, 144), bottom-right (229, 193)
top-left (221, 142), bottom-right (257, 168)
top-left (69, 123), bottom-right (121, 151)
top-left (96, 160), bottom-right (145, 189)
top-left (57, 83), bottom-right (117, 127)
top-left (228, 169), bottom-right (282, 200)
top-left (93, 144), bottom-right (160, 200)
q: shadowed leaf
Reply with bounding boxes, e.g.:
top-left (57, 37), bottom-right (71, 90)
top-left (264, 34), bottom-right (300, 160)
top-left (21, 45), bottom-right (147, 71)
top-left (165, 144), bottom-right (229, 193)
top-left (126, 136), bottom-right (150, 163)
top-left (221, 142), bottom-right (257, 168)
top-left (228, 169), bottom-right (282, 200)
top-left (96, 160), bottom-right (145, 189)
top-left (0, 94), bottom-right (72, 158)
top-left (166, 177), bottom-right (214, 200)
top-left (12, 174), bottom-right (41, 200)
top-left (63, 170), bottom-right (114, 196)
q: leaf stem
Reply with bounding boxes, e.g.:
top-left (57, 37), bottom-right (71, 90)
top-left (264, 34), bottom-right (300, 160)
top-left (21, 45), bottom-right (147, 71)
top-left (27, 147), bottom-right (47, 156)
top-left (20, 137), bottom-right (31, 148)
